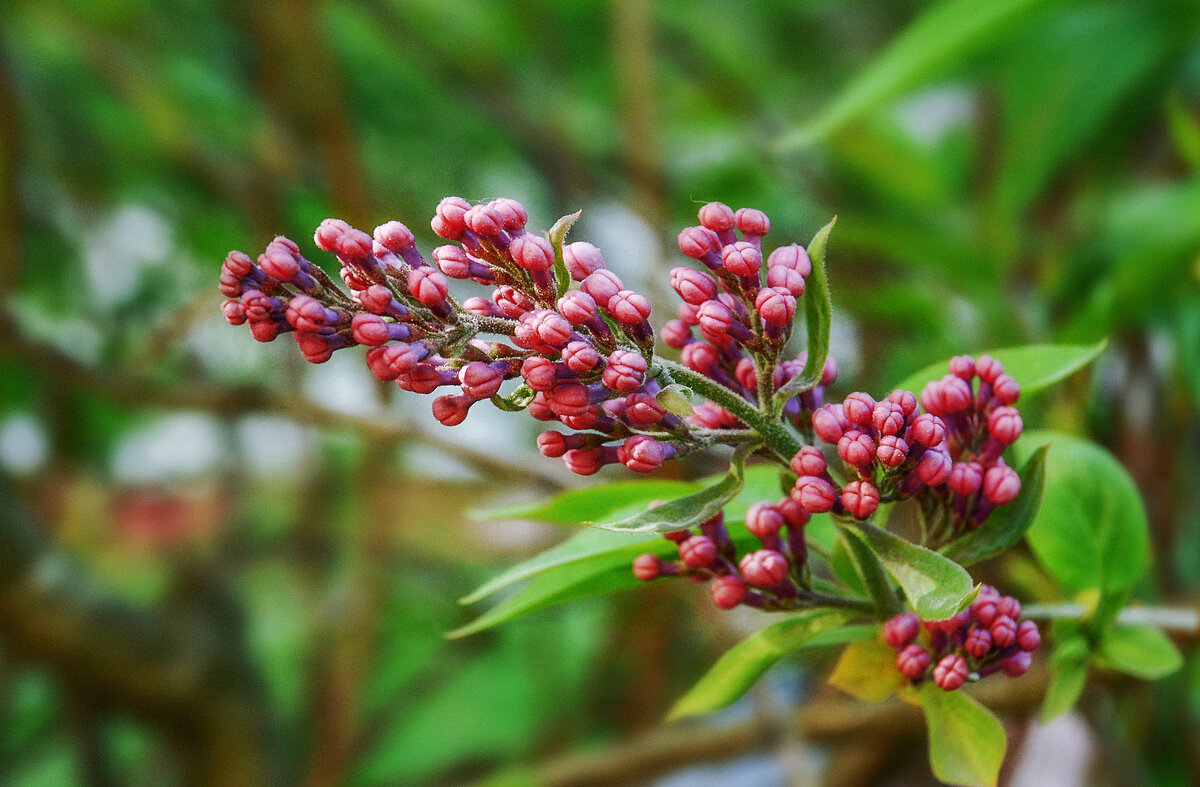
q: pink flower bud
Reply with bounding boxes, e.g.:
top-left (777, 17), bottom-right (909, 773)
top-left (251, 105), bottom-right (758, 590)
top-left (603, 350), bottom-right (648, 394)
top-left (916, 448), bottom-right (953, 485)
top-left (841, 480), bottom-right (880, 520)
top-left (678, 535), bottom-right (718, 567)
top-left (734, 207), bottom-right (769, 238)
top-left (745, 502), bottom-right (785, 538)
top-left (897, 644), bottom-right (931, 679)
top-left (408, 267), bottom-right (449, 307)
top-left (432, 197), bottom-right (470, 239)
top-left (489, 198), bottom-right (528, 230)
top-left (608, 289), bottom-right (652, 324)
top-left (527, 309), bottom-right (574, 348)
top-left (431, 394), bottom-right (472, 426)
top-left (988, 406), bottom-right (1023, 445)
top-left (793, 475), bottom-right (836, 513)
top-left (677, 226), bottom-right (721, 261)
top-left (948, 461), bottom-right (984, 496)
top-left (373, 221), bottom-right (415, 255)
top-left (838, 430), bottom-right (876, 468)
top-left (739, 549), bottom-right (789, 587)
top-left (1017, 620), bottom-right (1041, 652)
top-left (971, 597), bottom-right (999, 627)
top-left (632, 553), bottom-right (661, 581)
top-left (314, 218), bottom-right (352, 252)
top-left (964, 626), bottom-right (993, 659)
top-left (990, 615), bottom-right (1017, 648)
top-left (547, 382), bottom-right (591, 418)
top-left (463, 204), bottom-right (503, 237)
top-left (562, 341), bottom-right (600, 372)
top-left (939, 375), bottom-right (973, 413)
top-left (949, 355), bottom-right (976, 380)
top-left (432, 245), bottom-right (474, 279)
top-left (624, 392), bottom-right (667, 426)
top-left (975, 354), bottom-right (1003, 384)
top-left (351, 313), bottom-right (391, 346)
top-left (537, 431), bottom-right (569, 458)
top-left (887, 389), bottom-right (918, 416)
top-left (619, 435), bottom-right (667, 473)
top-left (1001, 650), bottom-right (1032, 677)
top-left (983, 464), bottom-right (1021, 505)
top-left (842, 392), bottom-right (876, 426)
top-left (790, 446), bottom-right (827, 477)
top-left (872, 401), bottom-right (906, 435)
top-left (767, 244), bottom-right (811, 277)
top-left (698, 201), bottom-right (735, 232)
top-left (710, 575), bottom-right (747, 609)
top-left (670, 267), bottom-right (718, 305)
top-left (581, 269), bottom-right (624, 308)
top-left (882, 613), bottom-right (921, 649)
top-left (766, 265), bottom-right (806, 297)
top-left (996, 595), bottom-right (1022, 619)
top-left (661, 319), bottom-right (691, 349)
top-left (933, 654), bottom-right (969, 690)
top-left (992, 374), bottom-right (1020, 404)
top-left (509, 234), bottom-right (555, 272)
top-left (563, 241), bottom-right (606, 280)
top-left (755, 286), bottom-right (796, 327)
top-left (221, 300), bottom-right (247, 325)
top-left (520, 357), bottom-right (561, 391)
top-left (459, 361), bottom-right (505, 400)
top-left (911, 413), bottom-right (946, 447)
top-left (812, 404), bottom-right (850, 443)
top-left (876, 435), bottom-right (909, 467)
top-left (778, 497), bottom-right (810, 528)
top-left (721, 241), bottom-right (763, 277)
top-left (563, 447), bottom-right (605, 475)
top-left (681, 341), bottom-right (720, 374)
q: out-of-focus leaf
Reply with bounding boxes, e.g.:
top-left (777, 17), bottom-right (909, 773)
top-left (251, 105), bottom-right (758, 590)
top-left (588, 444), bottom-right (754, 533)
top-left (1095, 624), bottom-right (1183, 680)
top-left (668, 609), bottom-right (858, 719)
top-left (1167, 92), bottom-right (1200, 171)
top-left (843, 521), bottom-right (975, 620)
top-left (919, 682), bottom-right (1007, 787)
top-left (775, 218), bottom-right (835, 404)
top-left (940, 445), bottom-right (1048, 565)
top-left (893, 341), bottom-right (1106, 399)
top-left (1042, 632), bottom-right (1090, 722)
top-left (778, 0), bottom-right (1050, 149)
top-left (1014, 432), bottom-right (1149, 606)
top-left (829, 638), bottom-right (903, 701)
top-left (837, 525), bottom-right (902, 616)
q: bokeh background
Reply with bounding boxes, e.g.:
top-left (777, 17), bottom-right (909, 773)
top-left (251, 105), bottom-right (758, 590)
top-left (1, 0), bottom-right (1198, 784)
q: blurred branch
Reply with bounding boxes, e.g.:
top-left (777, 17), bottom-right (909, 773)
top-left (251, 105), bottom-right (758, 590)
top-left (0, 311), bottom-right (571, 490)
top-left (0, 485), bottom-right (280, 786)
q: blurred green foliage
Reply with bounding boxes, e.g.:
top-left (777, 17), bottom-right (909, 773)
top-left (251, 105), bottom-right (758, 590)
top-left (0, 0), bottom-right (1198, 783)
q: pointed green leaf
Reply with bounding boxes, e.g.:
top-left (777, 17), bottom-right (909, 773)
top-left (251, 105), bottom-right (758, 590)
top-left (656, 384), bottom-right (696, 416)
top-left (546, 210), bottom-right (582, 297)
top-left (587, 444), bottom-right (755, 534)
top-left (893, 341), bottom-right (1106, 400)
top-left (775, 218), bottom-right (835, 406)
top-left (1095, 624), bottom-right (1183, 680)
top-left (939, 446), bottom-right (1048, 566)
top-left (837, 525), bottom-right (903, 617)
top-left (490, 382), bottom-right (535, 412)
top-left (1042, 633), bottom-right (1089, 722)
top-left (844, 521), bottom-right (975, 620)
top-left (829, 638), bottom-right (903, 701)
top-left (919, 683), bottom-right (1007, 787)
top-left (668, 609), bottom-right (858, 719)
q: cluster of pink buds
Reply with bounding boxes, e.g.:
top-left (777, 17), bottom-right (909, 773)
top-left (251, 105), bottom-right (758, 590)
top-left (884, 585), bottom-right (1040, 690)
top-left (666, 202), bottom-right (836, 429)
top-left (632, 499), bottom-right (815, 611)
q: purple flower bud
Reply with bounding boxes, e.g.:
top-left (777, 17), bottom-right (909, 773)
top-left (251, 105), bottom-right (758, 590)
top-left (949, 354), bottom-right (976, 380)
top-left (431, 394), bottom-right (473, 426)
top-left (608, 289), bottom-right (652, 324)
top-left (975, 354), bottom-right (1004, 384)
top-left (408, 267), bottom-right (450, 308)
top-left (755, 286), bottom-right (796, 327)
top-left (793, 475), bottom-right (836, 513)
top-left (916, 448), bottom-right (953, 485)
top-left (996, 595), bottom-right (1022, 619)
top-left (698, 201), bottom-right (736, 232)
top-left (988, 406), bottom-right (1023, 445)
top-left (710, 575), bottom-right (747, 609)
top-left (509, 234), bottom-right (555, 272)
top-left (721, 241), bottom-right (763, 278)
top-left (876, 435), bottom-right (909, 467)
top-left (739, 549), bottom-right (789, 587)
top-left (948, 461), bottom-right (984, 496)
top-left (990, 615), bottom-right (1017, 648)
top-left (983, 464), bottom-right (1021, 505)
top-left (790, 446), bottom-right (827, 477)
top-left (459, 361), bottom-right (506, 400)
top-left (677, 226), bottom-right (722, 264)
top-left (581, 269), bottom-right (624, 308)
top-left (746, 502), bottom-right (785, 538)
top-left (603, 350), bottom-right (648, 394)
top-left (841, 480), bottom-right (880, 520)
top-left (563, 241), bottom-right (606, 280)
top-left (766, 265), bottom-right (806, 297)
top-left (933, 654), bottom-right (969, 690)
top-left (1001, 650), bottom-right (1032, 677)
top-left (399, 363), bottom-right (454, 395)
top-left (1017, 620), bottom-right (1041, 652)
top-left (734, 207), bottom-right (770, 239)
top-left (965, 626), bottom-right (993, 659)
top-left (670, 267), bottom-right (718, 305)
top-left (842, 392), bottom-right (876, 426)
top-left (838, 430), bottom-right (876, 468)
top-left (351, 313), bottom-right (409, 346)
top-left (911, 413), bottom-right (947, 447)
top-left (678, 535), bottom-right (718, 567)
top-left (697, 300), bottom-right (750, 343)
top-left (632, 553), bottom-right (662, 581)
top-left (971, 597), bottom-right (999, 628)
top-left (883, 613), bottom-right (922, 648)
top-left (661, 319), bottom-right (691, 349)
top-left (992, 373), bottom-right (1020, 404)
top-left (872, 401), bottom-right (906, 435)
top-left (897, 644), bottom-right (931, 679)
top-left (812, 404), bottom-right (850, 443)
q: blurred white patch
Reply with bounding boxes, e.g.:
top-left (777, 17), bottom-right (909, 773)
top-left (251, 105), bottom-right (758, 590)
top-left (579, 201), bottom-right (663, 292)
top-left (235, 416), bottom-right (315, 478)
top-left (81, 204), bottom-right (172, 309)
top-left (186, 313), bottom-right (277, 381)
top-left (828, 312), bottom-right (862, 381)
top-left (893, 87), bottom-right (975, 145)
top-left (397, 399), bottom-right (535, 482)
top-left (656, 754), bottom-right (786, 787)
top-left (0, 413), bottom-right (49, 475)
top-left (303, 352), bottom-right (383, 418)
top-left (112, 413), bottom-right (223, 483)
top-left (1010, 712), bottom-right (1094, 787)
top-left (948, 295), bottom-right (982, 346)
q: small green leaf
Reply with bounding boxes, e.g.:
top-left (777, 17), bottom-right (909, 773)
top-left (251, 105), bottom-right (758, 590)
top-left (893, 341), bottom-right (1106, 400)
top-left (774, 218), bottom-right (835, 406)
top-left (939, 446), bottom-right (1048, 566)
top-left (919, 683), bottom-right (1007, 787)
top-left (1014, 432), bottom-right (1150, 605)
top-left (843, 520), bottom-right (976, 620)
top-left (587, 444), bottom-right (755, 534)
top-left (837, 525), bottom-right (903, 617)
top-left (489, 382), bottom-right (535, 412)
top-left (546, 210), bottom-right (582, 297)
top-left (656, 384), bottom-right (696, 416)
top-left (829, 638), bottom-right (902, 701)
top-left (668, 609), bottom-right (857, 719)
top-left (1042, 634), bottom-right (1090, 722)
top-left (1095, 624), bottom-right (1183, 680)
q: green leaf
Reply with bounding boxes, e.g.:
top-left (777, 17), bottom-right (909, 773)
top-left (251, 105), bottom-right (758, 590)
top-left (774, 218), bottom-right (835, 406)
top-left (656, 384), bottom-right (696, 416)
top-left (919, 683), bottom-right (1007, 787)
top-left (668, 609), bottom-right (858, 719)
top-left (1014, 432), bottom-right (1150, 604)
top-left (587, 444), bottom-right (755, 534)
top-left (843, 520), bottom-right (976, 620)
top-left (777, 0), bottom-right (1049, 149)
top-left (837, 525), bottom-right (903, 616)
top-left (1095, 624), bottom-right (1183, 680)
top-left (893, 341), bottom-right (1106, 399)
top-left (1042, 633), bottom-right (1089, 722)
top-left (489, 382), bottom-right (535, 412)
top-left (546, 210), bottom-right (581, 297)
top-left (473, 479), bottom-right (701, 525)
top-left (829, 638), bottom-right (903, 701)
top-left (939, 445), bottom-right (1048, 566)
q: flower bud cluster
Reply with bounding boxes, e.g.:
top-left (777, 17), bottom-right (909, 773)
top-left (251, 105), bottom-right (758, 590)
top-left (884, 585), bottom-right (1040, 690)
top-left (631, 500), bottom-right (814, 611)
top-left (666, 202), bottom-right (834, 429)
